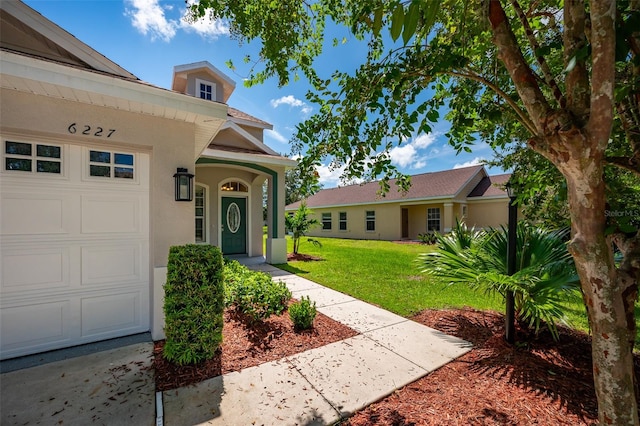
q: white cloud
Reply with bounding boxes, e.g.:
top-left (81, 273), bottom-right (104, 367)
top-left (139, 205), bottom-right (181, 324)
top-left (271, 95), bottom-right (305, 108)
top-left (412, 133), bottom-right (437, 149)
top-left (389, 144), bottom-right (417, 168)
top-left (316, 163), bottom-right (346, 187)
top-left (270, 95), bottom-right (312, 116)
top-left (125, 0), bottom-right (228, 42)
top-left (179, 5), bottom-right (229, 39)
top-left (125, 0), bottom-right (177, 42)
top-left (454, 157), bottom-right (485, 169)
top-left (264, 129), bottom-right (288, 144)
top-left (387, 132), bottom-right (437, 169)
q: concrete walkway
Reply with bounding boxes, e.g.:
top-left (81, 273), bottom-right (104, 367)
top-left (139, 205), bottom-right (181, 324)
top-left (162, 264), bottom-right (472, 425)
top-left (1, 264), bottom-right (472, 426)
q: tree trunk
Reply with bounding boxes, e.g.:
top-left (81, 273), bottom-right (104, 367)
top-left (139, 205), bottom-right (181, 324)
top-left (555, 140), bottom-right (639, 425)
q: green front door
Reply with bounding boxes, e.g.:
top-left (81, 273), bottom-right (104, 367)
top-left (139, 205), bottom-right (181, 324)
top-left (221, 197), bottom-right (247, 254)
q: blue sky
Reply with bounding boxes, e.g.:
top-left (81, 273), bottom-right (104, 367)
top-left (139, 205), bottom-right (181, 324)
top-left (24, 0), bottom-right (503, 187)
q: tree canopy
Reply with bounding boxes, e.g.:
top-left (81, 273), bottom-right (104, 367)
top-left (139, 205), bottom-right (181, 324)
top-left (190, 1), bottom-right (640, 423)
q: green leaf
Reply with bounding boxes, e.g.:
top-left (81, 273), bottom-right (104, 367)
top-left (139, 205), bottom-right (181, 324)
top-left (402, 3), bottom-right (419, 45)
top-left (390, 4), bottom-right (404, 42)
top-left (422, 0), bottom-right (439, 32)
top-left (373, 6), bottom-right (383, 36)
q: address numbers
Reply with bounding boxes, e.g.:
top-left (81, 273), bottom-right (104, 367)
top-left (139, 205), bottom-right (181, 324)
top-left (68, 123), bottom-right (116, 138)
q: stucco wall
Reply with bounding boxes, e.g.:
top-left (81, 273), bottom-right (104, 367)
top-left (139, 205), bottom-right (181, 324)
top-left (466, 199), bottom-right (510, 229)
top-left (185, 71), bottom-right (226, 103)
top-left (305, 204), bottom-right (402, 240)
top-left (1, 87), bottom-right (210, 341)
top-left (195, 165), bottom-right (267, 257)
top-left (0, 88), bottom-right (196, 267)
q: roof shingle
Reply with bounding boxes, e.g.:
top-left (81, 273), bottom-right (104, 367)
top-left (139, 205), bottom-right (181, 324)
top-left (287, 165), bottom-right (501, 209)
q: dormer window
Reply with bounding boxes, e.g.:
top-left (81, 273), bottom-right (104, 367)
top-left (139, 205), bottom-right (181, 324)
top-left (196, 78), bottom-right (216, 101)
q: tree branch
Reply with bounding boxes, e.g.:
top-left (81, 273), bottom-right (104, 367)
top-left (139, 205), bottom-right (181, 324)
top-left (510, 0), bottom-right (566, 108)
top-left (587, 0), bottom-right (616, 146)
top-left (564, 0), bottom-right (590, 123)
top-left (605, 156), bottom-right (640, 176)
top-left (487, 0), bottom-right (550, 134)
top-left (444, 70), bottom-right (537, 135)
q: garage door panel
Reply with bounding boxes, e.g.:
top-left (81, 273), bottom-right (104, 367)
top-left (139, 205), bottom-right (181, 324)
top-left (81, 291), bottom-right (147, 338)
top-left (1, 247), bottom-right (70, 293)
top-left (1, 193), bottom-right (72, 235)
top-left (81, 195), bottom-right (142, 234)
top-left (81, 243), bottom-right (147, 286)
top-left (0, 142), bottom-right (150, 360)
top-left (0, 300), bottom-right (72, 355)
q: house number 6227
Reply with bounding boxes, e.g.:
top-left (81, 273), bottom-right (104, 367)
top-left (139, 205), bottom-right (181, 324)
top-left (68, 123), bottom-right (116, 138)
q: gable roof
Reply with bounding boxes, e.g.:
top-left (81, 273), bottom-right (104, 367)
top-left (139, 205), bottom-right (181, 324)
top-left (172, 61), bottom-right (236, 103)
top-left (1, 0), bottom-right (136, 79)
top-left (287, 165), bottom-right (507, 210)
top-left (228, 107), bottom-right (272, 129)
top-left (468, 173), bottom-right (510, 198)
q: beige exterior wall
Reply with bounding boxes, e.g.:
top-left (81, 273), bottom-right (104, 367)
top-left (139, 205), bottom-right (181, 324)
top-left (195, 165), bottom-right (267, 257)
top-left (466, 199), bottom-right (510, 229)
top-left (185, 71), bottom-right (227, 103)
top-left (304, 204), bottom-right (402, 240)
top-left (0, 88), bottom-right (197, 267)
top-left (1, 87), bottom-right (212, 340)
top-left (290, 197), bottom-right (509, 241)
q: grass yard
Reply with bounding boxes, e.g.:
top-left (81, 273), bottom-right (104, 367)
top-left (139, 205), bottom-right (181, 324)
top-left (275, 236), bottom-right (597, 336)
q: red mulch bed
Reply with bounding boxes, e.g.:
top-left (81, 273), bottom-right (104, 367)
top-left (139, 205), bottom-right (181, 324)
top-left (153, 305), bottom-right (640, 424)
top-left (287, 252), bottom-right (324, 261)
top-left (344, 307), bottom-right (608, 425)
top-left (153, 305), bottom-right (357, 391)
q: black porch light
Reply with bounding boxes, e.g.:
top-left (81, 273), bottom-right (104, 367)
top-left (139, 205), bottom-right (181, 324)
top-left (174, 167), bottom-right (194, 201)
top-left (505, 181), bottom-right (518, 344)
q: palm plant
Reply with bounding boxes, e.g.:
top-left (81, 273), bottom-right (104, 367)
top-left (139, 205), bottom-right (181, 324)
top-left (421, 220), bottom-right (580, 339)
top-left (285, 201), bottom-right (321, 254)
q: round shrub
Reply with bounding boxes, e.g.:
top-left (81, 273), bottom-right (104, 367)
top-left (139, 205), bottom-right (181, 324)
top-left (289, 296), bottom-right (317, 330)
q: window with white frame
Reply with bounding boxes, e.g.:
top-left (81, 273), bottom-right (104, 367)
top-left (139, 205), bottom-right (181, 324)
top-left (322, 212), bottom-right (332, 230)
top-left (339, 212), bottom-right (347, 231)
top-left (427, 207), bottom-right (441, 232)
top-left (196, 78), bottom-right (216, 101)
top-left (195, 185), bottom-right (206, 242)
top-left (88, 150), bottom-right (134, 179)
top-left (5, 141), bottom-right (62, 174)
top-left (461, 205), bottom-right (468, 218)
top-left (365, 210), bottom-right (375, 231)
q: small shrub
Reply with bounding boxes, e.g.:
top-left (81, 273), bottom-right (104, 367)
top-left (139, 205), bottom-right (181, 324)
top-left (163, 244), bottom-right (224, 366)
top-left (418, 232), bottom-right (438, 245)
top-left (224, 260), bottom-right (292, 322)
top-left (289, 296), bottom-right (317, 330)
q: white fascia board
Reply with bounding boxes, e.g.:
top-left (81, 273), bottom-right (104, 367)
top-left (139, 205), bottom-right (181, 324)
top-left (2, 0), bottom-right (136, 79)
top-left (1, 51), bottom-right (228, 120)
top-left (285, 196), bottom-right (454, 211)
top-left (173, 61), bottom-right (236, 89)
top-left (219, 121), bottom-right (279, 156)
top-left (200, 147), bottom-right (298, 168)
top-left (466, 195), bottom-right (509, 203)
top-left (229, 115), bottom-right (273, 130)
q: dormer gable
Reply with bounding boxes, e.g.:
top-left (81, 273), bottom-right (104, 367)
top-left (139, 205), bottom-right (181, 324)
top-left (172, 61), bottom-right (236, 103)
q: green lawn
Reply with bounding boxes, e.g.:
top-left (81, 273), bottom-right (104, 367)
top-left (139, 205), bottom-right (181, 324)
top-left (275, 236), bottom-right (594, 335)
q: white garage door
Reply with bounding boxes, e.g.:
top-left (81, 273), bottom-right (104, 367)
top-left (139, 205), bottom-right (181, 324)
top-left (1, 139), bottom-right (150, 360)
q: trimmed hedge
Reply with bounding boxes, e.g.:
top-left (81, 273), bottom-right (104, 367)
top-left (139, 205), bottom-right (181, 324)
top-left (163, 244), bottom-right (224, 365)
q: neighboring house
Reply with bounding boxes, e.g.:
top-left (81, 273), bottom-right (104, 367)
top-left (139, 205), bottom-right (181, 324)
top-left (286, 165), bottom-right (511, 240)
top-left (0, 0), bottom-right (295, 360)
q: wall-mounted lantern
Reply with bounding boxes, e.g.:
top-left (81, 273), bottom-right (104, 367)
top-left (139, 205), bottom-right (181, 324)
top-left (173, 167), bottom-right (194, 201)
